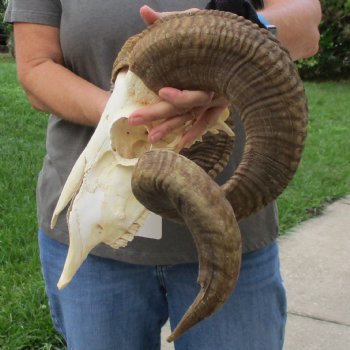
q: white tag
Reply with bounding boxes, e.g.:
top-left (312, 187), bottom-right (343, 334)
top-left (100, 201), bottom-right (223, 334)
top-left (136, 212), bottom-right (162, 239)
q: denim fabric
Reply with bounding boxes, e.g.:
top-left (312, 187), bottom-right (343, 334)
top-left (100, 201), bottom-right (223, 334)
top-left (39, 230), bottom-right (287, 350)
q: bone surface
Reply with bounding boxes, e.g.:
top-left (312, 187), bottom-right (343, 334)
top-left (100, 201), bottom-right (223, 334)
top-left (51, 72), bottom-right (154, 289)
top-left (52, 10), bottom-right (308, 342)
top-left (51, 70), bottom-right (231, 289)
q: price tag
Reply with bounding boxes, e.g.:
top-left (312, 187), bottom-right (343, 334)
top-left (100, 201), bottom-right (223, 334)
top-left (136, 212), bottom-right (162, 239)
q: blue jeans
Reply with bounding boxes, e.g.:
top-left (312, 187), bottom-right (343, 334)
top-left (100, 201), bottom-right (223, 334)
top-left (39, 230), bottom-right (287, 350)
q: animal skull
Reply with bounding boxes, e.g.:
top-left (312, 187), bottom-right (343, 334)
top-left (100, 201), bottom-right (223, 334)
top-left (51, 70), bottom-right (232, 290)
top-left (51, 11), bottom-right (308, 342)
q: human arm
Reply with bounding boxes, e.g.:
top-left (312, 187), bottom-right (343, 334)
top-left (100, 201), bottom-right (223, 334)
top-left (261, 0), bottom-right (322, 60)
top-left (130, 6), bottom-right (230, 149)
top-left (131, 1), bottom-right (321, 147)
top-left (13, 23), bottom-right (110, 126)
top-left (139, 1), bottom-right (322, 61)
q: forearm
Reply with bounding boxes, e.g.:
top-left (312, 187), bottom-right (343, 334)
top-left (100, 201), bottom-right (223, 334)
top-left (260, 0), bottom-right (322, 60)
top-left (19, 59), bottom-right (110, 126)
top-left (14, 23), bottom-right (110, 127)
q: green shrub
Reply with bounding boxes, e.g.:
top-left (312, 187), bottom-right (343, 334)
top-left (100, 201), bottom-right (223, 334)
top-left (0, 0), bottom-right (10, 36)
top-left (2, 0), bottom-right (349, 80)
top-left (298, 0), bottom-right (350, 80)
top-left (0, 0), bottom-right (8, 22)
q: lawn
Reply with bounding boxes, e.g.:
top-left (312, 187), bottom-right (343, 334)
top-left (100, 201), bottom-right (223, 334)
top-left (277, 80), bottom-right (350, 231)
top-left (0, 54), bottom-right (349, 348)
top-left (0, 55), bottom-right (66, 349)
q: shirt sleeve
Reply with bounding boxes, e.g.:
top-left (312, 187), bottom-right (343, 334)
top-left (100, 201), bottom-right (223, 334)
top-left (4, 0), bottom-right (62, 27)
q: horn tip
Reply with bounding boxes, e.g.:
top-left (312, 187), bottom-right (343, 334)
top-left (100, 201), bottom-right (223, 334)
top-left (166, 329), bottom-right (180, 343)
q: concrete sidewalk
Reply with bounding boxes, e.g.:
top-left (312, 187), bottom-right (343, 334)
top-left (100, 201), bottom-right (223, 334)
top-left (281, 195), bottom-right (350, 350)
top-left (161, 195), bottom-right (350, 349)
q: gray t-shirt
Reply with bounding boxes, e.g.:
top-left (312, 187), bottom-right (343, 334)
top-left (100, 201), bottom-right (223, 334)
top-left (5, 0), bottom-right (278, 265)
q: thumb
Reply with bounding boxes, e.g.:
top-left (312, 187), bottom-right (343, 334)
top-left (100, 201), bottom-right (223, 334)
top-left (140, 6), bottom-right (199, 26)
top-left (140, 5), bottom-right (162, 25)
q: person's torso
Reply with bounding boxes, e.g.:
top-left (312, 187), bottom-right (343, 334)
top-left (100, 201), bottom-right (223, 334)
top-left (38, 0), bottom-right (278, 265)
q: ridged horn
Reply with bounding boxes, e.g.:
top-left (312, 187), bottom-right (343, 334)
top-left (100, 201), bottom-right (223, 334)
top-left (113, 10), bottom-right (308, 342)
top-left (113, 10), bottom-right (308, 220)
top-left (131, 150), bottom-right (241, 342)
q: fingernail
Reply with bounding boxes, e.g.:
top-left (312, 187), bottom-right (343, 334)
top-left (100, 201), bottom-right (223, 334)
top-left (149, 131), bottom-right (162, 143)
top-left (129, 115), bottom-right (144, 125)
top-left (159, 87), bottom-right (179, 99)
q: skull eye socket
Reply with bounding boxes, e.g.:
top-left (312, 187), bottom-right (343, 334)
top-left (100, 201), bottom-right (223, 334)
top-left (110, 117), bottom-right (150, 159)
top-left (109, 115), bottom-right (189, 160)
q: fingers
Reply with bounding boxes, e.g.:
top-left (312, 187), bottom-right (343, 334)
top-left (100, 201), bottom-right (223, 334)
top-left (140, 6), bottom-right (199, 26)
top-left (148, 113), bottom-right (194, 144)
top-left (159, 87), bottom-right (214, 110)
top-left (129, 100), bottom-right (183, 125)
top-left (139, 5), bottom-right (161, 25)
top-left (177, 107), bottom-right (228, 150)
top-left (129, 101), bottom-right (193, 143)
top-left (129, 88), bottom-right (214, 126)
top-left (129, 107), bottom-right (198, 144)
top-left (128, 87), bottom-right (229, 147)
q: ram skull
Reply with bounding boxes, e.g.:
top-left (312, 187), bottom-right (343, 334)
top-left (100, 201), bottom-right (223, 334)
top-left (51, 11), bottom-right (308, 342)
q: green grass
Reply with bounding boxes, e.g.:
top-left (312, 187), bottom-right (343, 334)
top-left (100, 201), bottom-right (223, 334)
top-left (0, 55), bottom-right (349, 348)
top-left (277, 81), bottom-right (350, 232)
top-left (0, 56), bottom-right (66, 349)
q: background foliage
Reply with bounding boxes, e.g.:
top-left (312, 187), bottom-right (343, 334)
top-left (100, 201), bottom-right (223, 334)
top-left (297, 0), bottom-right (350, 80)
top-left (0, 0), bottom-right (8, 26)
top-left (0, 0), bottom-right (11, 52)
top-left (1, 0), bottom-right (350, 79)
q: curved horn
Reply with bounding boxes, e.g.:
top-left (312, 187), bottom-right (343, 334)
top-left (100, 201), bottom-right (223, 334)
top-left (113, 11), bottom-right (308, 220)
top-left (131, 150), bottom-right (241, 342)
top-left (113, 10), bottom-right (307, 341)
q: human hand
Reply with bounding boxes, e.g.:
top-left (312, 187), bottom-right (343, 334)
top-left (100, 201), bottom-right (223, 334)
top-left (128, 87), bottom-right (229, 150)
top-left (135, 5), bottom-right (230, 150)
top-left (139, 5), bottom-right (199, 26)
